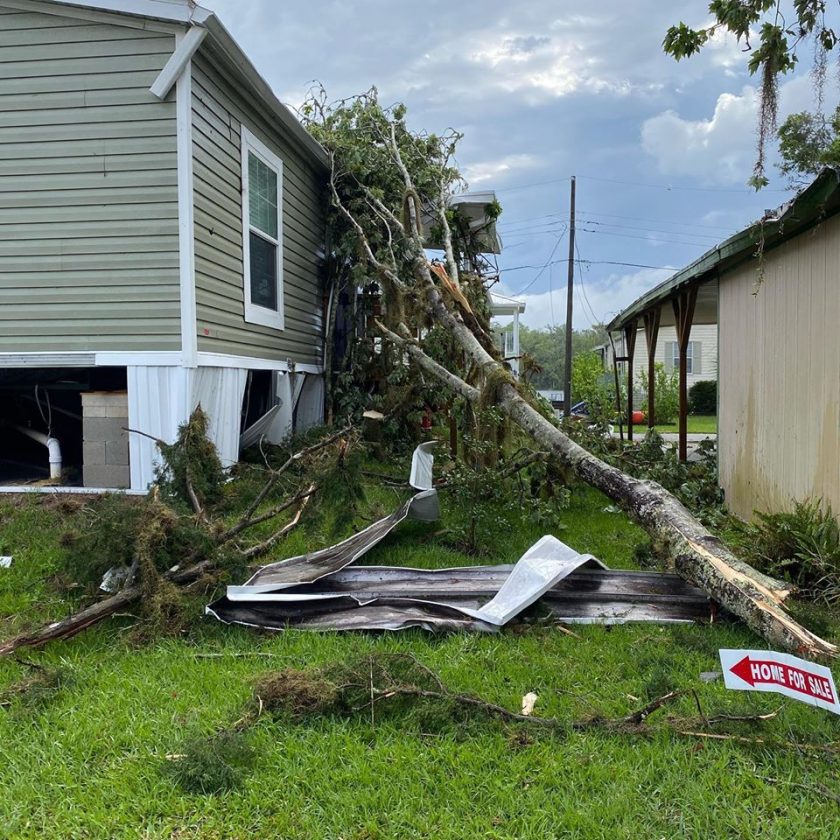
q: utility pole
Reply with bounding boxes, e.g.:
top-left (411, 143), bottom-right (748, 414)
top-left (563, 176), bottom-right (576, 416)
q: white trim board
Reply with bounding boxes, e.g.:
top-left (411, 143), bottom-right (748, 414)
top-left (196, 352), bottom-right (322, 374)
top-left (0, 486), bottom-right (146, 496)
top-left (241, 126), bottom-right (285, 331)
top-left (175, 35), bottom-right (198, 369)
top-left (1, 0), bottom-right (187, 31)
top-left (151, 24), bottom-right (207, 100)
top-left (0, 351), bottom-right (322, 374)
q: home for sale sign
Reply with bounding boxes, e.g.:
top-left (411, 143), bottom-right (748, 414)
top-left (720, 649), bottom-right (840, 715)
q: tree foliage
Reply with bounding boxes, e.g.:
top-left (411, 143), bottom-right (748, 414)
top-left (777, 105), bottom-right (840, 185)
top-left (499, 324), bottom-right (607, 390)
top-left (664, 2), bottom-right (839, 186)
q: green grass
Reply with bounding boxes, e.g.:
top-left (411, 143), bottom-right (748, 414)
top-left (1, 471), bottom-right (839, 839)
top-left (632, 414), bottom-right (718, 436)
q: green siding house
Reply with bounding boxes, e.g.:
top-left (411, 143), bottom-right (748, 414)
top-left (0, 0), bottom-right (329, 490)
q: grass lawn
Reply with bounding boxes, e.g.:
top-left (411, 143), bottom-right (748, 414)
top-left (1, 460), bottom-right (838, 839)
top-left (633, 414), bottom-right (718, 436)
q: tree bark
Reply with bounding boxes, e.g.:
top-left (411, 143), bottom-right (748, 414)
top-left (382, 293), bottom-right (837, 660)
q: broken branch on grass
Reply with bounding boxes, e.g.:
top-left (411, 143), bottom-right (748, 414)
top-left (239, 485), bottom-right (314, 561)
top-left (230, 422), bottom-right (354, 539)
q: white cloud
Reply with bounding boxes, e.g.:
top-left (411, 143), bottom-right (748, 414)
top-left (462, 154), bottom-right (540, 186)
top-left (641, 85), bottom-right (759, 184)
top-left (641, 74), bottom-right (838, 184)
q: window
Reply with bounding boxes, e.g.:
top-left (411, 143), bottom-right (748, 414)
top-left (671, 341), bottom-right (694, 374)
top-left (242, 127), bottom-right (283, 329)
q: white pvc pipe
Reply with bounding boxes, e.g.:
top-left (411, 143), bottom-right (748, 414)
top-left (15, 426), bottom-right (62, 480)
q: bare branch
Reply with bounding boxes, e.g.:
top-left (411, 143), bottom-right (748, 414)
top-left (240, 485), bottom-right (314, 561)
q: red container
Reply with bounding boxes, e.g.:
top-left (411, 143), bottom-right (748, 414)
top-left (631, 410), bottom-right (646, 424)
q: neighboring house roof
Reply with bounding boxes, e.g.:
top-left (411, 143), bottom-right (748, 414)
top-left (489, 292), bottom-right (526, 316)
top-left (47, 0), bottom-right (329, 170)
top-left (423, 190), bottom-right (502, 255)
top-left (606, 167), bottom-right (840, 332)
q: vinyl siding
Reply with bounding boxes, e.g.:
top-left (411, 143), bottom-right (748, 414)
top-left (630, 324), bottom-right (718, 388)
top-left (0, 4), bottom-right (180, 353)
top-left (191, 45), bottom-right (326, 366)
top-left (718, 213), bottom-right (840, 521)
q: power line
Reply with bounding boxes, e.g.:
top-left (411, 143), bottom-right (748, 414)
top-left (503, 258), bottom-right (673, 273)
top-left (487, 172), bottom-right (790, 198)
top-left (513, 227), bottom-right (567, 294)
top-left (576, 208), bottom-right (736, 232)
top-left (576, 173), bottom-right (788, 193)
top-left (577, 226), bottom-right (712, 248)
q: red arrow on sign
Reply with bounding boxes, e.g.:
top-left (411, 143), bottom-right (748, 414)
top-left (729, 655), bottom-right (836, 703)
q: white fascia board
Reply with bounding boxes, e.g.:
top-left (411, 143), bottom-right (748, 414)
top-left (196, 352), bottom-right (323, 375)
top-left (175, 35), bottom-right (198, 369)
top-left (150, 25), bottom-right (207, 100)
top-left (95, 351), bottom-right (183, 366)
top-left (36, 0), bottom-right (211, 25)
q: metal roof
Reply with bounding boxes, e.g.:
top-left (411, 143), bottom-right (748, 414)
top-left (489, 291), bottom-right (526, 315)
top-left (606, 168), bottom-right (840, 331)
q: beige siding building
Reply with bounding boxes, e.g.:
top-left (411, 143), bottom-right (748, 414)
top-left (608, 169), bottom-right (840, 521)
top-left (718, 212), bottom-right (840, 520)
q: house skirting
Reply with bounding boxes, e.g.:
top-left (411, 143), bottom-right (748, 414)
top-left (0, 352), bottom-right (324, 493)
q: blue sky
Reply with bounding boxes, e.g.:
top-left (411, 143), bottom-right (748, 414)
top-left (207, 0), bottom-right (817, 329)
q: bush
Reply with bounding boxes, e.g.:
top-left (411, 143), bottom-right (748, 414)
top-left (640, 363), bottom-right (679, 424)
top-left (689, 380), bottom-right (717, 415)
top-left (571, 352), bottom-right (616, 426)
top-left (741, 499), bottom-right (840, 604)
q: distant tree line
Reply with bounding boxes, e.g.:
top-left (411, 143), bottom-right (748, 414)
top-left (494, 323), bottom-right (608, 390)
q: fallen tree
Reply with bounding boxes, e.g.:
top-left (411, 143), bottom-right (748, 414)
top-left (0, 414), bottom-right (355, 656)
top-left (305, 88), bottom-right (836, 658)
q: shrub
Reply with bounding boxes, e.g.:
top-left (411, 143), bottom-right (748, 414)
top-left (640, 363), bottom-right (679, 424)
top-left (689, 380), bottom-right (717, 415)
top-left (742, 499), bottom-right (840, 604)
top-left (571, 352), bottom-right (616, 426)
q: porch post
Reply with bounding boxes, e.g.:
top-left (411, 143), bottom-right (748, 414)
top-left (642, 308), bottom-right (661, 428)
top-left (672, 287), bottom-right (698, 462)
top-left (512, 308), bottom-right (521, 378)
top-left (623, 320), bottom-right (638, 441)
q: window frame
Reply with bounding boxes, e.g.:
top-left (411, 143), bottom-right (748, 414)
top-left (672, 341), bottom-right (694, 374)
top-left (241, 126), bottom-right (284, 330)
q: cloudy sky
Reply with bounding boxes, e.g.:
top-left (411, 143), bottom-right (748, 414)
top-left (206, 0), bottom-right (820, 329)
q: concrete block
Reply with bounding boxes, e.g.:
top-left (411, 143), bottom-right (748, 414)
top-left (83, 463), bottom-right (130, 489)
top-left (82, 391), bottom-right (128, 408)
top-left (104, 406), bottom-right (128, 419)
top-left (83, 417), bottom-right (127, 445)
top-left (105, 438), bottom-right (129, 466)
top-left (83, 441), bottom-right (106, 466)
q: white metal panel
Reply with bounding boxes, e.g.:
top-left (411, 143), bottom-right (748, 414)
top-left (295, 373), bottom-right (324, 431)
top-left (127, 364), bottom-right (190, 490)
top-left (191, 366), bottom-right (247, 469)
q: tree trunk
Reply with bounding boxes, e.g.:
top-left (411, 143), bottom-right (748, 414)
top-left (385, 288), bottom-right (837, 660)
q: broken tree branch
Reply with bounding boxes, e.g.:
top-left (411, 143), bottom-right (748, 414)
top-left (375, 286), bottom-right (835, 659)
top-left (240, 485), bottom-right (314, 561)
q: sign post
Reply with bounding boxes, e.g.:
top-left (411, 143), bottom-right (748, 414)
top-left (720, 649), bottom-right (840, 715)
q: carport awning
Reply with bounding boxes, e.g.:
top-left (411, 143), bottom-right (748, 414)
top-left (606, 166), bottom-right (840, 331)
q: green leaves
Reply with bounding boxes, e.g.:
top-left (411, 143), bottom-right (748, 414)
top-left (663, 22), bottom-right (710, 60)
top-left (664, 1), bottom-right (837, 188)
